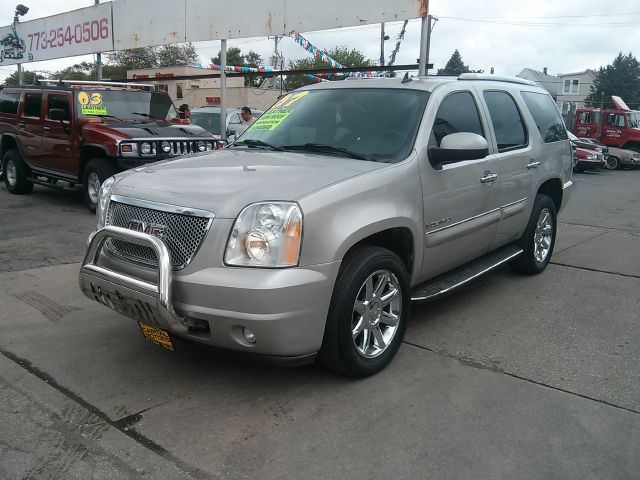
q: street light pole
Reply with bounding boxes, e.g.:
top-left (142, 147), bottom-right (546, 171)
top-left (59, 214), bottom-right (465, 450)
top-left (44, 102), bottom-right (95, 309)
top-left (380, 22), bottom-right (385, 67)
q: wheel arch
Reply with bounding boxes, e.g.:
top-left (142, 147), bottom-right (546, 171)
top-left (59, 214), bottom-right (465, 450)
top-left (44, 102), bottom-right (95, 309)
top-left (621, 141), bottom-right (640, 153)
top-left (537, 177), bottom-right (563, 212)
top-left (1, 133), bottom-right (25, 159)
top-left (79, 144), bottom-right (112, 181)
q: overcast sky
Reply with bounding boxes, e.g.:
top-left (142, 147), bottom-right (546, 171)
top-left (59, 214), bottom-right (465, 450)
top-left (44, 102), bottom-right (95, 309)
top-left (1, 0), bottom-right (638, 83)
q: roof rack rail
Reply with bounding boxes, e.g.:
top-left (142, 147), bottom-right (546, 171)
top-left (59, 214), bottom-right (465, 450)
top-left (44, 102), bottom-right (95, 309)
top-left (35, 78), bottom-right (63, 86)
top-left (457, 73), bottom-right (536, 86)
top-left (59, 80), bottom-right (155, 90)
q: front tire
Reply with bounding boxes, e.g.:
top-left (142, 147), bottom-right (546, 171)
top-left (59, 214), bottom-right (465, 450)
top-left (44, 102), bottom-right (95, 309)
top-left (605, 156), bottom-right (619, 170)
top-left (82, 158), bottom-right (117, 212)
top-left (511, 194), bottom-right (557, 275)
top-left (318, 246), bottom-right (410, 377)
top-left (3, 149), bottom-right (33, 194)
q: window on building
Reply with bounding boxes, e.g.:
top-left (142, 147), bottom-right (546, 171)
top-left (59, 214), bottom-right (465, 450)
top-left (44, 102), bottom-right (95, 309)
top-left (190, 84), bottom-right (200, 89)
top-left (521, 91), bottom-right (568, 143)
top-left (571, 79), bottom-right (579, 93)
top-left (176, 83), bottom-right (183, 99)
top-left (563, 80), bottom-right (571, 94)
top-left (155, 84), bottom-right (169, 93)
top-left (23, 92), bottom-right (43, 117)
top-left (431, 91), bottom-right (485, 147)
top-left (0, 91), bottom-right (20, 114)
top-left (483, 91), bottom-right (527, 151)
top-left (47, 95), bottom-right (70, 120)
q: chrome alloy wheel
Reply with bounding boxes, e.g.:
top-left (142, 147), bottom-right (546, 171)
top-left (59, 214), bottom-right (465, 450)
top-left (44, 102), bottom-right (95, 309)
top-left (87, 172), bottom-right (101, 204)
top-left (352, 270), bottom-right (402, 359)
top-left (534, 208), bottom-right (553, 263)
top-left (6, 159), bottom-right (17, 187)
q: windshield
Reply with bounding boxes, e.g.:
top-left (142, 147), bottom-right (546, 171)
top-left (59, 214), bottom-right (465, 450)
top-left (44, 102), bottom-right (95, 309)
top-left (190, 111), bottom-right (221, 135)
top-left (236, 88), bottom-right (430, 163)
top-left (75, 90), bottom-right (177, 120)
top-left (627, 112), bottom-right (639, 128)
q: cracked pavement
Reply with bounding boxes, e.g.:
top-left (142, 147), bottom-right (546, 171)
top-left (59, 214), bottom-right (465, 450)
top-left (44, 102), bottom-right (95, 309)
top-left (0, 169), bottom-right (639, 479)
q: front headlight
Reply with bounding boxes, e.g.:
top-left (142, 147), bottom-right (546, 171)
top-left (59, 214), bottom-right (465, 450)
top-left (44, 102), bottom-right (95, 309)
top-left (140, 142), bottom-right (153, 155)
top-left (225, 202), bottom-right (303, 267)
top-left (197, 140), bottom-right (207, 152)
top-left (96, 176), bottom-right (115, 228)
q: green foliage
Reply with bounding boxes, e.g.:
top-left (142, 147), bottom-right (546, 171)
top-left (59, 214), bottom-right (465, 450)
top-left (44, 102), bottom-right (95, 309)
top-left (585, 52), bottom-right (640, 108)
top-left (211, 47), bottom-right (264, 86)
top-left (437, 50), bottom-right (483, 76)
top-left (3, 69), bottom-right (44, 85)
top-left (284, 46), bottom-right (373, 90)
top-left (157, 43), bottom-right (199, 67)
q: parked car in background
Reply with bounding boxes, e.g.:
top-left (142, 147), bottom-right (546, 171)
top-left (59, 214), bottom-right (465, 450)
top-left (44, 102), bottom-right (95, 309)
top-left (0, 80), bottom-right (218, 210)
top-left (190, 106), bottom-right (263, 142)
top-left (604, 146), bottom-right (640, 169)
top-left (568, 131), bottom-right (606, 171)
top-left (79, 74), bottom-right (573, 377)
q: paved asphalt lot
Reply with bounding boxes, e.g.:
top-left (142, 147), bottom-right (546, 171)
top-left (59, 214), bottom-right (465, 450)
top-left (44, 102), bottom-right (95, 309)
top-left (0, 168), bottom-right (638, 479)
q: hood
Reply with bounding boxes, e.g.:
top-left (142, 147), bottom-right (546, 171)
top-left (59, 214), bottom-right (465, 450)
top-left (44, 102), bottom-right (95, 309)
top-left (84, 121), bottom-right (211, 139)
top-left (112, 149), bottom-right (386, 218)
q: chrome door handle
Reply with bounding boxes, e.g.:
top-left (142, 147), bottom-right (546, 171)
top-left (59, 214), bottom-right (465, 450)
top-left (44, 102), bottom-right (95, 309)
top-left (526, 161), bottom-right (540, 169)
top-left (43, 125), bottom-right (51, 132)
top-left (480, 172), bottom-right (498, 183)
top-left (18, 121), bottom-right (25, 128)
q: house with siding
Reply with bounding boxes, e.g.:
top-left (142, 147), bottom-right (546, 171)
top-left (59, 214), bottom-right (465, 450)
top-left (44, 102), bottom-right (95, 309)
top-left (556, 69), bottom-right (596, 115)
top-left (517, 68), bottom-right (558, 99)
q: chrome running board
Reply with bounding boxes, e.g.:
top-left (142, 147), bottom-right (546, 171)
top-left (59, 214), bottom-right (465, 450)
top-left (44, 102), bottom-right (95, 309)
top-left (411, 245), bottom-right (523, 302)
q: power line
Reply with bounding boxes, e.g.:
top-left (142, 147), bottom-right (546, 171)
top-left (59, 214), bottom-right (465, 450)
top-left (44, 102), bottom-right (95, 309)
top-left (438, 17), bottom-right (640, 27)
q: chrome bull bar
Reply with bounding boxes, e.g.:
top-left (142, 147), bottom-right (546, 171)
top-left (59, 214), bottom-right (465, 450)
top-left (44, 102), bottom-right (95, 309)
top-left (79, 226), bottom-right (187, 333)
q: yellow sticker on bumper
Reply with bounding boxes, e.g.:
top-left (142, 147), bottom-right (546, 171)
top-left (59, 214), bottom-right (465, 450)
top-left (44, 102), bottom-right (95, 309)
top-left (138, 322), bottom-right (174, 351)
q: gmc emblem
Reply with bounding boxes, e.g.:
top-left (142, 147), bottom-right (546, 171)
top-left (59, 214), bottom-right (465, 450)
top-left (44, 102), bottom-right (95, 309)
top-left (127, 220), bottom-right (167, 238)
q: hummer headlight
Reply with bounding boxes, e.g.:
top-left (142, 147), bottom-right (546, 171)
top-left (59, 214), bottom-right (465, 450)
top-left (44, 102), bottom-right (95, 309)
top-left (197, 140), bottom-right (207, 152)
top-left (225, 202), bottom-right (303, 267)
top-left (161, 141), bottom-right (172, 153)
top-left (140, 142), bottom-right (153, 155)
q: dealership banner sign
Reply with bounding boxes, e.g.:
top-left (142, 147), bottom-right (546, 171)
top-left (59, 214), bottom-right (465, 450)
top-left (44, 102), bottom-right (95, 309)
top-left (0, 0), bottom-right (425, 66)
top-left (0, 3), bottom-right (113, 66)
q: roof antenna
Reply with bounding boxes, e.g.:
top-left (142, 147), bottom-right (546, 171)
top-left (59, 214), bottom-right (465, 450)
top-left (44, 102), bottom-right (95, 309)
top-left (401, 72), bottom-right (412, 84)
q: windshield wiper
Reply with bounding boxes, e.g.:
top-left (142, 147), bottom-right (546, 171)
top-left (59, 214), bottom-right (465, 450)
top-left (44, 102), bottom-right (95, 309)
top-left (84, 114), bottom-right (122, 121)
top-left (233, 139), bottom-right (286, 151)
top-left (283, 143), bottom-right (370, 161)
top-left (132, 112), bottom-right (158, 119)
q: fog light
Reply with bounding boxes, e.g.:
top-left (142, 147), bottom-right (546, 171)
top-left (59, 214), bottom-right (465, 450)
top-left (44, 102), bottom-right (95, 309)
top-left (140, 142), bottom-right (152, 154)
top-left (243, 327), bottom-right (256, 344)
top-left (197, 140), bottom-right (207, 152)
top-left (161, 141), bottom-right (171, 153)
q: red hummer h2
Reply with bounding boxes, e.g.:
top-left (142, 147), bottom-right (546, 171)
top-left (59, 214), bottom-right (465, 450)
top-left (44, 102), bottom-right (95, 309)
top-left (572, 96), bottom-right (640, 153)
top-left (0, 80), bottom-right (219, 210)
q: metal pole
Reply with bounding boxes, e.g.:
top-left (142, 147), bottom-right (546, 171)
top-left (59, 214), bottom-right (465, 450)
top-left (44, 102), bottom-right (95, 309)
top-left (418, 16), bottom-right (428, 76)
top-left (220, 39), bottom-right (227, 141)
top-left (17, 63), bottom-right (23, 84)
top-left (95, 0), bottom-right (102, 79)
top-left (425, 15), bottom-right (433, 76)
top-left (380, 23), bottom-right (385, 67)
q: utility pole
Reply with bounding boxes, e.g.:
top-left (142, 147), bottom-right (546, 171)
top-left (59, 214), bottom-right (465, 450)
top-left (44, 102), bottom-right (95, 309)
top-left (220, 39), bottom-right (227, 141)
top-left (380, 23), bottom-right (385, 67)
top-left (95, 0), bottom-right (102, 79)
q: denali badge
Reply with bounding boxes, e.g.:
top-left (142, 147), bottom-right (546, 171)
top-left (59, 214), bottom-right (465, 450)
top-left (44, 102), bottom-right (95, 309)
top-left (127, 220), bottom-right (167, 238)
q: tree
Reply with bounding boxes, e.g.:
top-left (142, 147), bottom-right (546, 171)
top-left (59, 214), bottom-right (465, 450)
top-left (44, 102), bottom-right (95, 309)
top-left (585, 52), bottom-right (640, 108)
top-left (51, 61), bottom-right (127, 81)
top-left (211, 47), bottom-right (264, 86)
top-left (284, 46), bottom-right (373, 90)
top-left (437, 49), bottom-right (483, 76)
top-left (106, 47), bottom-right (158, 71)
top-left (157, 43), bottom-right (199, 67)
top-left (4, 69), bottom-right (45, 85)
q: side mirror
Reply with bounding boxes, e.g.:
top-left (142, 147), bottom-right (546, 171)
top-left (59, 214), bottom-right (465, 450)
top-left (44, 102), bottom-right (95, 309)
top-left (428, 132), bottom-right (489, 170)
top-left (49, 108), bottom-right (68, 122)
top-left (227, 127), bottom-right (236, 137)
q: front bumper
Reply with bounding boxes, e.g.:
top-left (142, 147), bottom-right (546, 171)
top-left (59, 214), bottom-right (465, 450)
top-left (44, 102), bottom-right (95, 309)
top-left (80, 226), bottom-right (340, 359)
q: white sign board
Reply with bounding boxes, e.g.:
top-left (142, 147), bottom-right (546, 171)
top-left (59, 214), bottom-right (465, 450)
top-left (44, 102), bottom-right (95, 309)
top-left (0, 0), bottom-right (425, 65)
top-left (0, 3), bottom-right (114, 66)
top-left (114, 0), bottom-right (426, 48)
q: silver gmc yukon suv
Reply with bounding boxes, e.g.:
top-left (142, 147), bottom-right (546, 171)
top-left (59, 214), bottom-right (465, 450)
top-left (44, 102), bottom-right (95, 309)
top-left (79, 74), bottom-right (573, 376)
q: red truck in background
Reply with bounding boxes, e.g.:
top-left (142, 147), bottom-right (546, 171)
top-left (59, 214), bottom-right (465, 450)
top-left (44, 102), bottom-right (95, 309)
top-left (572, 96), bottom-right (640, 153)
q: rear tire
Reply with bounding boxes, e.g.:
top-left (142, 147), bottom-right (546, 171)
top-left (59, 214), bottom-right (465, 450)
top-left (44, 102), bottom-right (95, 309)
top-left (3, 149), bottom-right (33, 194)
top-left (605, 156), bottom-right (619, 170)
top-left (511, 194), bottom-right (557, 275)
top-left (82, 158), bottom-right (117, 212)
top-left (318, 246), bottom-right (410, 377)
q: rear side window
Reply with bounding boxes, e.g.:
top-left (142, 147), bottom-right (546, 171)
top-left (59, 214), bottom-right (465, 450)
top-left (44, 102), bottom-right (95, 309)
top-left (0, 91), bottom-right (20, 114)
top-left (483, 91), bottom-right (527, 151)
top-left (23, 93), bottom-right (43, 118)
top-left (47, 95), bottom-right (71, 120)
top-left (432, 91), bottom-right (484, 147)
top-left (521, 92), bottom-right (568, 143)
